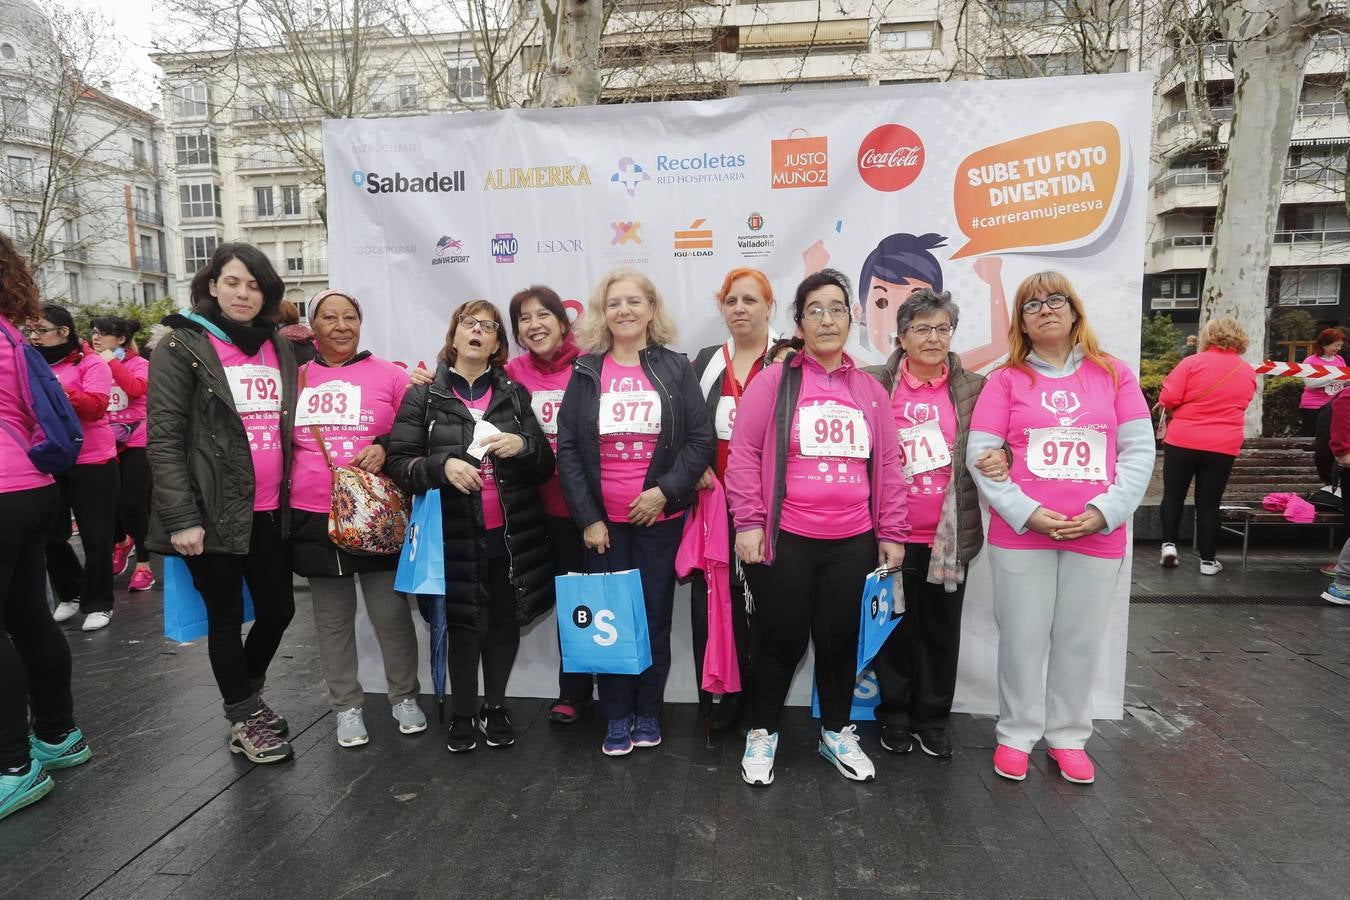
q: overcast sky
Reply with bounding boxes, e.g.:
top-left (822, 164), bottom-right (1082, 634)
top-left (86, 0), bottom-right (161, 106)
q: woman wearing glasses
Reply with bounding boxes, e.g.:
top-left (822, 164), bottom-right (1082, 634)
top-left (386, 300), bottom-right (555, 754)
top-left (726, 268), bottom-right (908, 787)
top-left (965, 273), bottom-right (1152, 785)
top-left (555, 269), bottom-right (714, 757)
top-left (864, 288), bottom-right (1006, 762)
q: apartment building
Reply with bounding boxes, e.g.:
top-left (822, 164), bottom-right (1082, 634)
top-left (1, 0), bottom-right (173, 308)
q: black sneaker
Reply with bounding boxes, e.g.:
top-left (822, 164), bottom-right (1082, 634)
top-left (477, 705), bottom-right (515, 748)
top-left (228, 718), bottom-right (293, 764)
top-left (446, 715), bottom-right (477, 753)
top-left (879, 725), bottom-right (914, 754)
top-left (255, 697), bottom-right (289, 737)
top-left (912, 729), bottom-right (953, 759)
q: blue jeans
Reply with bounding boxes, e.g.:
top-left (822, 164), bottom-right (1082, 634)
top-left (584, 517), bottom-right (684, 720)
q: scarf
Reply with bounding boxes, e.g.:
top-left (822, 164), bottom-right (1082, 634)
top-left (184, 308), bottom-right (273, 356)
top-left (522, 334), bottom-right (581, 375)
top-left (925, 485), bottom-right (963, 593)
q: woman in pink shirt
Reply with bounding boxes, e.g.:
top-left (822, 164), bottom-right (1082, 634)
top-left (503, 285), bottom-right (594, 725)
top-left (1298, 327), bottom-right (1345, 436)
top-left (1157, 317), bottom-right (1257, 575)
top-left (0, 234), bottom-right (91, 822)
top-left (30, 305), bottom-right (119, 632)
top-left (726, 268), bottom-right (908, 788)
top-left (90, 316), bottom-right (155, 593)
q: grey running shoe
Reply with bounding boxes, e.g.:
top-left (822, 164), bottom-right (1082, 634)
top-left (336, 707), bottom-right (368, 748)
top-left (391, 699), bottom-right (427, 734)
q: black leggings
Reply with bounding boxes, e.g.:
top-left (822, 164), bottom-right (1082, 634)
top-left (743, 529), bottom-right (875, 734)
top-left (114, 447), bottom-right (151, 559)
top-left (1159, 444), bottom-right (1237, 561)
top-left (448, 551), bottom-right (519, 719)
top-left (0, 485), bottom-right (74, 769)
top-left (183, 511), bottom-right (295, 722)
top-left (46, 460), bottom-right (119, 613)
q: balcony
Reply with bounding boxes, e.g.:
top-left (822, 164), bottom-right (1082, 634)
top-left (4, 123), bottom-right (46, 145)
top-left (135, 256), bottom-right (165, 273)
top-left (282, 258), bottom-right (327, 278)
top-left (237, 151), bottom-right (305, 172)
top-left (133, 206), bottom-right (164, 227)
top-left (238, 205), bottom-right (314, 224)
top-left (1151, 230), bottom-right (1350, 270)
top-left (1153, 165), bottom-right (1346, 211)
top-left (1156, 101), bottom-right (1348, 142)
top-left (47, 241), bottom-right (88, 262)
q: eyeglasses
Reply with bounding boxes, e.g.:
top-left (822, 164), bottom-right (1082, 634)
top-left (906, 324), bottom-right (955, 338)
top-left (803, 304), bottom-right (850, 323)
top-left (1020, 293), bottom-right (1069, 315)
top-left (458, 315), bottom-right (500, 333)
top-left (22, 325), bottom-right (61, 337)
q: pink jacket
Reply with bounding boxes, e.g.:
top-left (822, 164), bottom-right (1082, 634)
top-left (725, 352), bottom-right (909, 564)
top-left (1159, 349), bottom-right (1256, 457)
top-left (675, 477), bottom-right (740, 694)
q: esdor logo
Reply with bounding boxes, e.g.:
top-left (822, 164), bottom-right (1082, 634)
top-left (856, 125), bottom-right (924, 192)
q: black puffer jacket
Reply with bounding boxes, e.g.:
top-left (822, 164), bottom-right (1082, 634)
top-left (555, 344), bottom-right (715, 527)
top-left (385, 362), bottom-right (555, 626)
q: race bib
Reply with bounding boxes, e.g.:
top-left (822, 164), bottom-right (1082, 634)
top-left (599, 390), bottom-right (661, 436)
top-left (1326, 382), bottom-right (1345, 396)
top-left (225, 364), bottom-right (282, 414)
top-left (295, 380), bottom-right (361, 427)
top-left (531, 389), bottom-right (564, 437)
top-left (899, 418), bottom-right (950, 478)
top-left (1026, 426), bottom-right (1108, 481)
top-left (714, 395), bottom-right (737, 441)
top-left (108, 386), bottom-right (129, 414)
top-left (799, 403), bottom-right (870, 458)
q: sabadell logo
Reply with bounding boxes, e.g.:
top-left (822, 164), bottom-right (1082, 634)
top-left (856, 125), bottom-right (924, 192)
top-left (351, 168), bottom-right (466, 195)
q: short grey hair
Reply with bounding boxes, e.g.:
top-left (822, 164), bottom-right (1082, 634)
top-left (895, 288), bottom-right (960, 342)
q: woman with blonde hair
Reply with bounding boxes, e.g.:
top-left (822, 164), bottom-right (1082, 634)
top-left (1157, 317), bottom-right (1257, 575)
top-left (556, 269), bottom-right (715, 756)
top-left (966, 272), bottom-right (1153, 785)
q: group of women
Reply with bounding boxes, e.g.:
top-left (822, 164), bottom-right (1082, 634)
top-left (2, 234), bottom-right (1163, 823)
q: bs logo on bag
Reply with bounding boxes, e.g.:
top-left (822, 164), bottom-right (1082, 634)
top-left (571, 604), bottom-right (619, 646)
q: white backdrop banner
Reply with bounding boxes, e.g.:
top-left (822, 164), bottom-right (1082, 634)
top-left (325, 73), bottom-right (1152, 716)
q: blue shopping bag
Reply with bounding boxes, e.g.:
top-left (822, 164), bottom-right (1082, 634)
top-left (163, 556), bottom-right (254, 642)
top-left (394, 490), bottom-right (446, 595)
top-left (555, 569), bottom-right (652, 674)
top-left (811, 669), bottom-right (882, 722)
top-left (857, 567), bottom-right (904, 676)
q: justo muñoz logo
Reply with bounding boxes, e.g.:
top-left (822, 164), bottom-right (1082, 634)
top-left (856, 125), bottom-right (925, 192)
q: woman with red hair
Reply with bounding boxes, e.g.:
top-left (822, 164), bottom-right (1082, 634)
top-left (689, 267), bottom-right (779, 733)
top-left (1299, 327), bottom-right (1345, 437)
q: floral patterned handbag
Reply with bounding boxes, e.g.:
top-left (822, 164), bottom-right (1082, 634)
top-left (309, 423), bottom-right (409, 555)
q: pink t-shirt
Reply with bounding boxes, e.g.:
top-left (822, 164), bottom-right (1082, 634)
top-left (290, 356), bottom-right (409, 514)
top-left (0, 318), bottom-right (55, 492)
top-left (454, 387), bottom-right (504, 530)
top-left (505, 355), bottom-right (570, 519)
top-left (108, 353), bottom-right (149, 449)
top-left (891, 370), bottom-right (957, 546)
top-left (1299, 354), bottom-right (1346, 410)
top-left (210, 335), bottom-right (284, 512)
top-left (778, 358), bottom-right (873, 540)
top-left (53, 352), bottom-right (117, 465)
top-left (598, 357), bottom-right (669, 524)
top-left (970, 358), bottom-right (1150, 559)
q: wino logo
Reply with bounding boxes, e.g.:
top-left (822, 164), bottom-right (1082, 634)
top-left (490, 233), bottom-right (518, 263)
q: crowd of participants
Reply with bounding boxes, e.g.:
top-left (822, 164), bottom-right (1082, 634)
top-left (17, 230), bottom-right (1285, 821)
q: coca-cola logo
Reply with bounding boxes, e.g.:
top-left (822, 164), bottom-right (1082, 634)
top-left (856, 124), bottom-right (925, 192)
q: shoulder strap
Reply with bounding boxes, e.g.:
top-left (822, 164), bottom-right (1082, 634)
top-left (298, 363), bottom-right (337, 471)
top-left (1188, 359), bottom-right (1247, 406)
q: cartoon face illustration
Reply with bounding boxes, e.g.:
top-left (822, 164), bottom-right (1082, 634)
top-left (1040, 390), bottom-right (1082, 424)
top-left (857, 232), bottom-right (946, 354)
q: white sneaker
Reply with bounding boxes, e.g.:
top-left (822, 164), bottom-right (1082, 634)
top-left (391, 698), bottom-right (427, 734)
top-left (741, 728), bottom-right (778, 786)
top-left (819, 724), bottom-right (875, 782)
top-left (81, 611), bottom-right (111, 631)
top-left (1160, 543), bottom-right (1178, 568)
top-left (1200, 559), bottom-right (1223, 576)
top-left (335, 707), bottom-right (369, 747)
top-left (53, 601), bottom-right (80, 623)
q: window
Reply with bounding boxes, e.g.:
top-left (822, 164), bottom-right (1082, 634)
top-left (182, 235), bottom-right (219, 274)
top-left (7, 155), bottom-right (33, 187)
top-left (247, 85), bottom-right (268, 120)
top-left (254, 186), bottom-right (274, 218)
top-left (64, 219), bottom-right (77, 245)
top-left (0, 43), bottom-right (15, 60)
top-left (173, 83), bottom-right (209, 119)
top-left (448, 55), bottom-right (485, 101)
top-left (1279, 268), bottom-right (1340, 306)
top-left (1150, 273), bottom-right (1202, 309)
top-left (282, 185), bottom-right (301, 216)
top-left (738, 79), bottom-right (868, 95)
top-left (67, 272), bottom-right (81, 304)
top-left (12, 211), bottom-right (37, 241)
top-left (142, 282), bottom-right (156, 305)
top-left (397, 74), bottom-right (418, 109)
top-left (285, 241), bottom-right (304, 274)
top-left (2, 96), bottom-right (27, 126)
top-left (134, 185), bottom-right (151, 214)
top-left (986, 52), bottom-right (1126, 78)
top-left (274, 84), bottom-right (297, 117)
top-left (179, 182), bottom-right (221, 219)
top-left (132, 138), bottom-right (146, 166)
top-left (175, 133), bottom-right (217, 167)
top-left (879, 23), bottom-right (937, 50)
top-left (367, 77), bottom-right (388, 111)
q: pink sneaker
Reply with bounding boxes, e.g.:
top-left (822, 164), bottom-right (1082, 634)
top-left (128, 569), bottom-right (156, 592)
top-left (1047, 747), bottom-right (1095, 784)
top-left (112, 540), bottom-right (133, 577)
top-left (993, 744), bottom-right (1029, 781)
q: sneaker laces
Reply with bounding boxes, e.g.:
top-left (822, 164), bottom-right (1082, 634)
top-left (256, 698), bottom-right (280, 723)
top-left (243, 719), bottom-right (282, 750)
top-left (606, 719), bottom-right (631, 741)
top-left (830, 724), bottom-right (863, 756)
top-left (337, 708), bottom-right (363, 729)
top-left (746, 730), bottom-right (774, 760)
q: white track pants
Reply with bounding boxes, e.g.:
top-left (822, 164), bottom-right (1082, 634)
top-left (988, 546), bottom-right (1123, 751)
